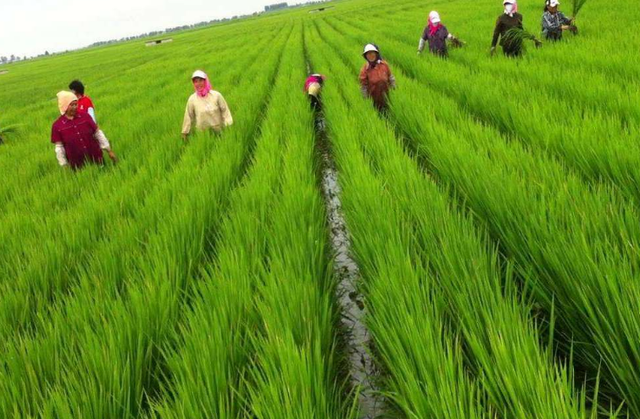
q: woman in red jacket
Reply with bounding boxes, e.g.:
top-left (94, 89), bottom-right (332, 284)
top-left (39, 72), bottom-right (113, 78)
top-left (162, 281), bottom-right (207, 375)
top-left (359, 44), bottom-right (396, 111)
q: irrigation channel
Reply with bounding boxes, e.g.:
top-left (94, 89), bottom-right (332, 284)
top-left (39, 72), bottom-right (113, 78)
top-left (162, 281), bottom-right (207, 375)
top-left (312, 94), bottom-right (385, 418)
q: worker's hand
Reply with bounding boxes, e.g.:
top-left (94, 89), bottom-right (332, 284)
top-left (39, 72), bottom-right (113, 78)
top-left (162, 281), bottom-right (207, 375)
top-left (107, 150), bottom-right (118, 164)
top-left (182, 133), bottom-right (189, 142)
top-left (490, 47), bottom-right (496, 57)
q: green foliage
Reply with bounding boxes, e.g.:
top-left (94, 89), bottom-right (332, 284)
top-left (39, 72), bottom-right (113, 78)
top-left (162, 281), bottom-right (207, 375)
top-left (0, 0), bottom-right (637, 417)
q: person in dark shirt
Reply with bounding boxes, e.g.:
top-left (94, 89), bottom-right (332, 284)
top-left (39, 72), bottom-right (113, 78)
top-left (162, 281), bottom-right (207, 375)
top-left (418, 11), bottom-right (462, 58)
top-left (542, 0), bottom-right (576, 41)
top-left (491, 0), bottom-right (540, 57)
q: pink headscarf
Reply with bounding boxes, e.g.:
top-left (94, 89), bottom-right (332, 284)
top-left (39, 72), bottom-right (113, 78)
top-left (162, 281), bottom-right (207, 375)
top-left (428, 22), bottom-right (442, 36)
top-left (304, 74), bottom-right (326, 92)
top-left (192, 70), bottom-right (212, 98)
top-left (504, 0), bottom-right (518, 14)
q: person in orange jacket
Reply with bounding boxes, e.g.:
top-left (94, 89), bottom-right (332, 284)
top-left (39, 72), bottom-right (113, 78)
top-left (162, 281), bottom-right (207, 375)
top-left (359, 44), bottom-right (396, 111)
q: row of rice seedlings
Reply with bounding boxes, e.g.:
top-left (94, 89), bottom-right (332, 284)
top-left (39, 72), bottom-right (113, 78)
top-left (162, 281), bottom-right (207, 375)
top-left (0, 28), bottom-right (294, 418)
top-left (327, 24), bottom-right (639, 415)
top-left (243, 25), bottom-right (354, 418)
top-left (150, 23), bottom-right (353, 419)
top-left (0, 25), bottom-right (288, 348)
top-left (309, 18), bottom-right (591, 419)
top-left (304, 19), bottom-right (485, 419)
top-left (334, 12), bottom-right (640, 208)
top-left (149, 31), bottom-right (305, 419)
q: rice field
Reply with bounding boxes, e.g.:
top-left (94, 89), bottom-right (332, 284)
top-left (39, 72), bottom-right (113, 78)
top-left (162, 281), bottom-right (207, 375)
top-left (1, 0), bottom-right (639, 417)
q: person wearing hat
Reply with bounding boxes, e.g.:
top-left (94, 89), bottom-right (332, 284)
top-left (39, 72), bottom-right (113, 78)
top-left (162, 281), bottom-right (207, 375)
top-left (542, 0), bottom-right (576, 40)
top-left (182, 70), bottom-right (233, 141)
top-left (491, 0), bottom-right (539, 57)
top-left (51, 91), bottom-right (117, 169)
top-left (418, 11), bottom-right (463, 57)
top-left (304, 73), bottom-right (326, 111)
top-left (359, 44), bottom-right (396, 111)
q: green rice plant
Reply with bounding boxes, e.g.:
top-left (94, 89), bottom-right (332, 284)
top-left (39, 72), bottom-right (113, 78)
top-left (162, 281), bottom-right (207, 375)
top-left (305, 18), bottom-right (486, 419)
top-left (309, 17), bottom-right (599, 419)
top-left (572, 0), bottom-right (588, 17)
top-left (336, 10), bottom-right (640, 211)
top-left (0, 24), bottom-right (294, 418)
top-left (502, 27), bottom-right (542, 49)
top-left (152, 24), bottom-right (354, 419)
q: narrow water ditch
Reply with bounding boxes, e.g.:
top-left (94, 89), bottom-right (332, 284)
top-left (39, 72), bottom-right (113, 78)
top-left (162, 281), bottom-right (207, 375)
top-left (310, 82), bottom-right (386, 418)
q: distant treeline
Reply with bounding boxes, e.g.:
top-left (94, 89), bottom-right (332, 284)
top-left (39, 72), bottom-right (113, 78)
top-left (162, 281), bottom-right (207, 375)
top-left (0, 0), bottom-right (330, 61)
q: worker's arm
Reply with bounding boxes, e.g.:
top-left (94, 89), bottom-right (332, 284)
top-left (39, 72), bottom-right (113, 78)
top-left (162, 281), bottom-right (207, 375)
top-left (560, 13), bottom-right (572, 25)
top-left (491, 18), bottom-right (502, 49)
top-left (418, 27), bottom-right (428, 53)
top-left (182, 98), bottom-right (194, 139)
top-left (51, 125), bottom-right (68, 167)
top-left (418, 38), bottom-right (426, 53)
top-left (87, 107), bottom-right (97, 124)
top-left (54, 142), bottom-right (68, 167)
top-left (359, 66), bottom-right (369, 98)
top-left (95, 130), bottom-right (111, 151)
top-left (218, 94), bottom-right (234, 127)
top-left (388, 66), bottom-right (397, 89)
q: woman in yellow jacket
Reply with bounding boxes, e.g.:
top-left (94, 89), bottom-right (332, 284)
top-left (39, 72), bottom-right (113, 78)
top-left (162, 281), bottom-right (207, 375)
top-left (182, 70), bottom-right (233, 141)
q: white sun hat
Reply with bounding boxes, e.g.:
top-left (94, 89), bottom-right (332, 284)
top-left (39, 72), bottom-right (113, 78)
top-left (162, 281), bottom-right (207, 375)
top-left (429, 11), bottom-right (441, 24)
top-left (191, 70), bottom-right (207, 80)
top-left (363, 44), bottom-right (379, 55)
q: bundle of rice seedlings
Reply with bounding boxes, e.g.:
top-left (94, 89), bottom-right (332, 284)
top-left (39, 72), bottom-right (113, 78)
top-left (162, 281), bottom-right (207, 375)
top-left (450, 37), bottom-right (465, 48)
top-left (572, 0), bottom-right (588, 17)
top-left (503, 28), bottom-right (542, 49)
top-left (0, 125), bottom-right (18, 144)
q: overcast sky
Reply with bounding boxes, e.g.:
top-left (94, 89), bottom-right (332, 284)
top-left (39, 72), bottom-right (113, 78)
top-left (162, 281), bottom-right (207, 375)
top-left (0, 0), bottom-right (272, 58)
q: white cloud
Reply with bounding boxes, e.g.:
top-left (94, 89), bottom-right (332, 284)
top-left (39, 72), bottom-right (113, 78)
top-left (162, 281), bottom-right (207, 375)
top-left (0, 0), bottom-right (269, 57)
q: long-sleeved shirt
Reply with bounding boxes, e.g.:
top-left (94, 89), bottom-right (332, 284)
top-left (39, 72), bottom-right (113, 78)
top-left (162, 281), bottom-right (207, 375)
top-left (51, 113), bottom-right (107, 168)
top-left (542, 11), bottom-right (571, 40)
top-left (77, 95), bottom-right (97, 123)
top-left (359, 60), bottom-right (396, 110)
top-left (419, 25), bottom-right (453, 56)
top-left (492, 12), bottom-right (524, 48)
top-left (182, 90), bottom-right (233, 135)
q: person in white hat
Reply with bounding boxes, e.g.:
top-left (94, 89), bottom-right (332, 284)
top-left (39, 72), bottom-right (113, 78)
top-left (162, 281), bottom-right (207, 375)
top-left (418, 11), bottom-right (463, 57)
top-left (182, 70), bottom-right (233, 141)
top-left (359, 44), bottom-right (396, 111)
top-left (542, 0), bottom-right (576, 40)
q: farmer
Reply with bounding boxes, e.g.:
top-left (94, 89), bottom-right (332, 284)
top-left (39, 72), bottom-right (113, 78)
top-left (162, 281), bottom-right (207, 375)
top-left (69, 79), bottom-right (115, 162)
top-left (359, 44), bottom-right (396, 111)
top-left (542, 0), bottom-right (576, 41)
top-left (418, 11), bottom-right (463, 57)
top-left (182, 70), bottom-right (233, 141)
top-left (304, 73), bottom-right (326, 111)
top-left (51, 91), bottom-right (117, 169)
top-left (491, 0), bottom-right (541, 57)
